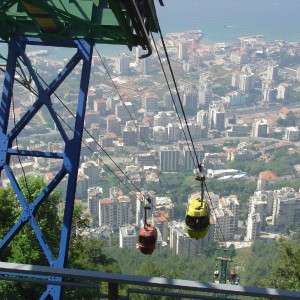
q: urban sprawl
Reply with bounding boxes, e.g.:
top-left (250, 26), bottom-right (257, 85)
top-left (3, 30), bottom-right (300, 255)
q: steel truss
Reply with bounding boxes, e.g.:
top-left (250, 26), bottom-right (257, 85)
top-left (0, 35), bottom-right (94, 299)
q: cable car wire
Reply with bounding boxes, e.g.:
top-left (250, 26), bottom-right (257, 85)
top-left (0, 52), bottom-right (211, 255)
top-left (94, 45), bottom-right (182, 210)
top-left (150, 33), bottom-right (200, 173)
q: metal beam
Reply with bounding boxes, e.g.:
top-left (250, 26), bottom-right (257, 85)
top-left (0, 262), bottom-right (299, 299)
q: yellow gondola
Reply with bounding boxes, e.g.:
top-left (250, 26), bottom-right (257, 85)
top-left (184, 197), bottom-right (210, 239)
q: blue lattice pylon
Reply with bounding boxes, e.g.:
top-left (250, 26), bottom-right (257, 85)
top-left (0, 35), bottom-right (94, 299)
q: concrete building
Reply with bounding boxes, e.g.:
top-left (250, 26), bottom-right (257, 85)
top-left (159, 146), bottom-right (180, 172)
top-left (183, 90), bottom-right (197, 111)
top-left (107, 115), bottom-right (122, 136)
top-left (197, 110), bottom-right (209, 128)
top-left (263, 87), bottom-right (277, 103)
top-left (225, 90), bottom-right (246, 107)
top-left (239, 72), bottom-right (254, 93)
top-left (257, 171), bottom-right (278, 191)
top-left (209, 103), bottom-right (225, 131)
top-left (142, 93), bottom-right (159, 113)
top-left (296, 66), bottom-right (300, 81)
top-left (115, 102), bottom-right (132, 123)
top-left (154, 210), bottom-right (169, 242)
top-left (115, 54), bottom-right (130, 75)
top-left (178, 42), bottom-right (189, 60)
top-left (138, 123), bottom-right (150, 143)
top-left (272, 187), bottom-right (300, 228)
top-left (155, 196), bottom-right (174, 220)
top-left (135, 191), bottom-right (156, 226)
top-left (169, 222), bottom-right (214, 256)
top-left (231, 71), bottom-right (240, 88)
top-left (99, 187), bottom-right (131, 231)
top-left (284, 127), bottom-right (300, 142)
top-left (119, 225), bottom-right (137, 249)
top-left (154, 112), bottom-right (173, 127)
top-left (251, 118), bottom-right (268, 138)
top-left (167, 123), bottom-right (181, 143)
top-left (87, 186), bottom-right (103, 217)
top-left (246, 209), bottom-right (262, 241)
top-left (277, 83), bottom-right (289, 100)
top-left (182, 146), bottom-right (204, 171)
top-left (153, 126), bottom-right (167, 144)
top-left (122, 127), bottom-right (138, 146)
top-left (198, 73), bottom-right (213, 107)
top-left (80, 161), bottom-right (100, 186)
top-left (266, 64), bottom-right (279, 81)
top-left (93, 99), bottom-right (107, 115)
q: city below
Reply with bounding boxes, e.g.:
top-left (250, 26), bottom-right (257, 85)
top-left (2, 29), bottom-right (300, 256)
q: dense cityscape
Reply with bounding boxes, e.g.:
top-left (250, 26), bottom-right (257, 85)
top-left (2, 29), bottom-right (300, 258)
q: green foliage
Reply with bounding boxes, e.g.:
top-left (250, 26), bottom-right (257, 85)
top-left (0, 176), bottom-right (120, 299)
top-left (256, 239), bottom-right (300, 291)
top-left (0, 176), bottom-right (62, 298)
top-left (224, 149), bottom-right (300, 177)
top-left (277, 117), bottom-right (296, 127)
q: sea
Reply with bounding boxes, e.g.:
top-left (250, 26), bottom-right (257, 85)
top-left (1, 0), bottom-right (300, 59)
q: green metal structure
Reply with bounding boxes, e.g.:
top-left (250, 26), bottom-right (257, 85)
top-left (0, 0), bottom-right (160, 55)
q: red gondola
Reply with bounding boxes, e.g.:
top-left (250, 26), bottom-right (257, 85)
top-left (138, 223), bottom-right (158, 255)
top-left (137, 197), bottom-right (157, 255)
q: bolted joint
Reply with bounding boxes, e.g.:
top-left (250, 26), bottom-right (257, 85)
top-left (0, 133), bottom-right (8, 168)
top-left (63, 155), bottom-right (72, 174)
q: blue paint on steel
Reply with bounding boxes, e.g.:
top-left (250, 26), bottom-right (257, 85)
top-left (0, 36), bottom-right (94, 299)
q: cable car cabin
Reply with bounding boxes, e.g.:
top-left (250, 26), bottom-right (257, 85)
top-left (138, 224), bottom-right (157, 255)
top-left (184, 197), bottom-right (210, 239)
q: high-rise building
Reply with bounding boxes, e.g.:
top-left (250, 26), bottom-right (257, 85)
top-left (245, 209), bottom-right (262, 241)
top-left (115, 54), bottom-right (130, 75)
top-left (198, 74), bottom-right (212, 107)
top-left (213, 195), bottom-right (239, 241)
top-left (99, 187), bottom-right (131, 231)
top-left (183, 146), bottom-right (204, 171)
top-left (183, 90), bottom-right (197, 111)
top-left (209, 103), bottom-right (225, 131)
top-left (122, 127), bottom-right (138, 146)
top-left (284, 127), bottom-right (300, 142)
top-left (119, 225), bottom-right (137, 249)
top-left (169, 222), bottom-right (214, 256)
top-left (178, 42), bottom-right (188, 60)
top-left (155, 196), bottom-right (174, 220)
top-left (296, 66), bottom-right (300, 81)
top-left (263, 87), bottom-right (277, 103)
top-left (225, 90), bottom-right (246, 107)
top-left (277, 83), bottom-right (289, 100)
top-left (87, 186), bottom-right (103, 216)
top-left (115, 102), bottom-right (132, 123)
top-left (159, 146), bottom-right (180, 172)
top-left (93, 99), bottom-right (107, 115)
top-left (154, 112), bottom-right (171, 127)
top-left (153, 126), bottom-right (167, 144)
top-left (138, 123), bottom-right (150, 143)
top-left (107, 115), bottom-right (122, 136)
top-left (135, 191), bottom-right (156, 225)
top-left (231, 71), bottom-right (240, 88)
top-left (266, 64), bottom-right (279, 81)
top-left (197, 110), bottom-right (208, 127)
top-left (142, 93), bottom-right (159, 113)
top-left (251, 118), bottom-right (268, 137)
top-left (167, 123), bottom-right (181, 143)
top-left (272, 187), bottom-right (300, 228)
top-left (239, 72), bottom-right (254, 92)
top-left (80, 161), bottom-right (100, 186)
